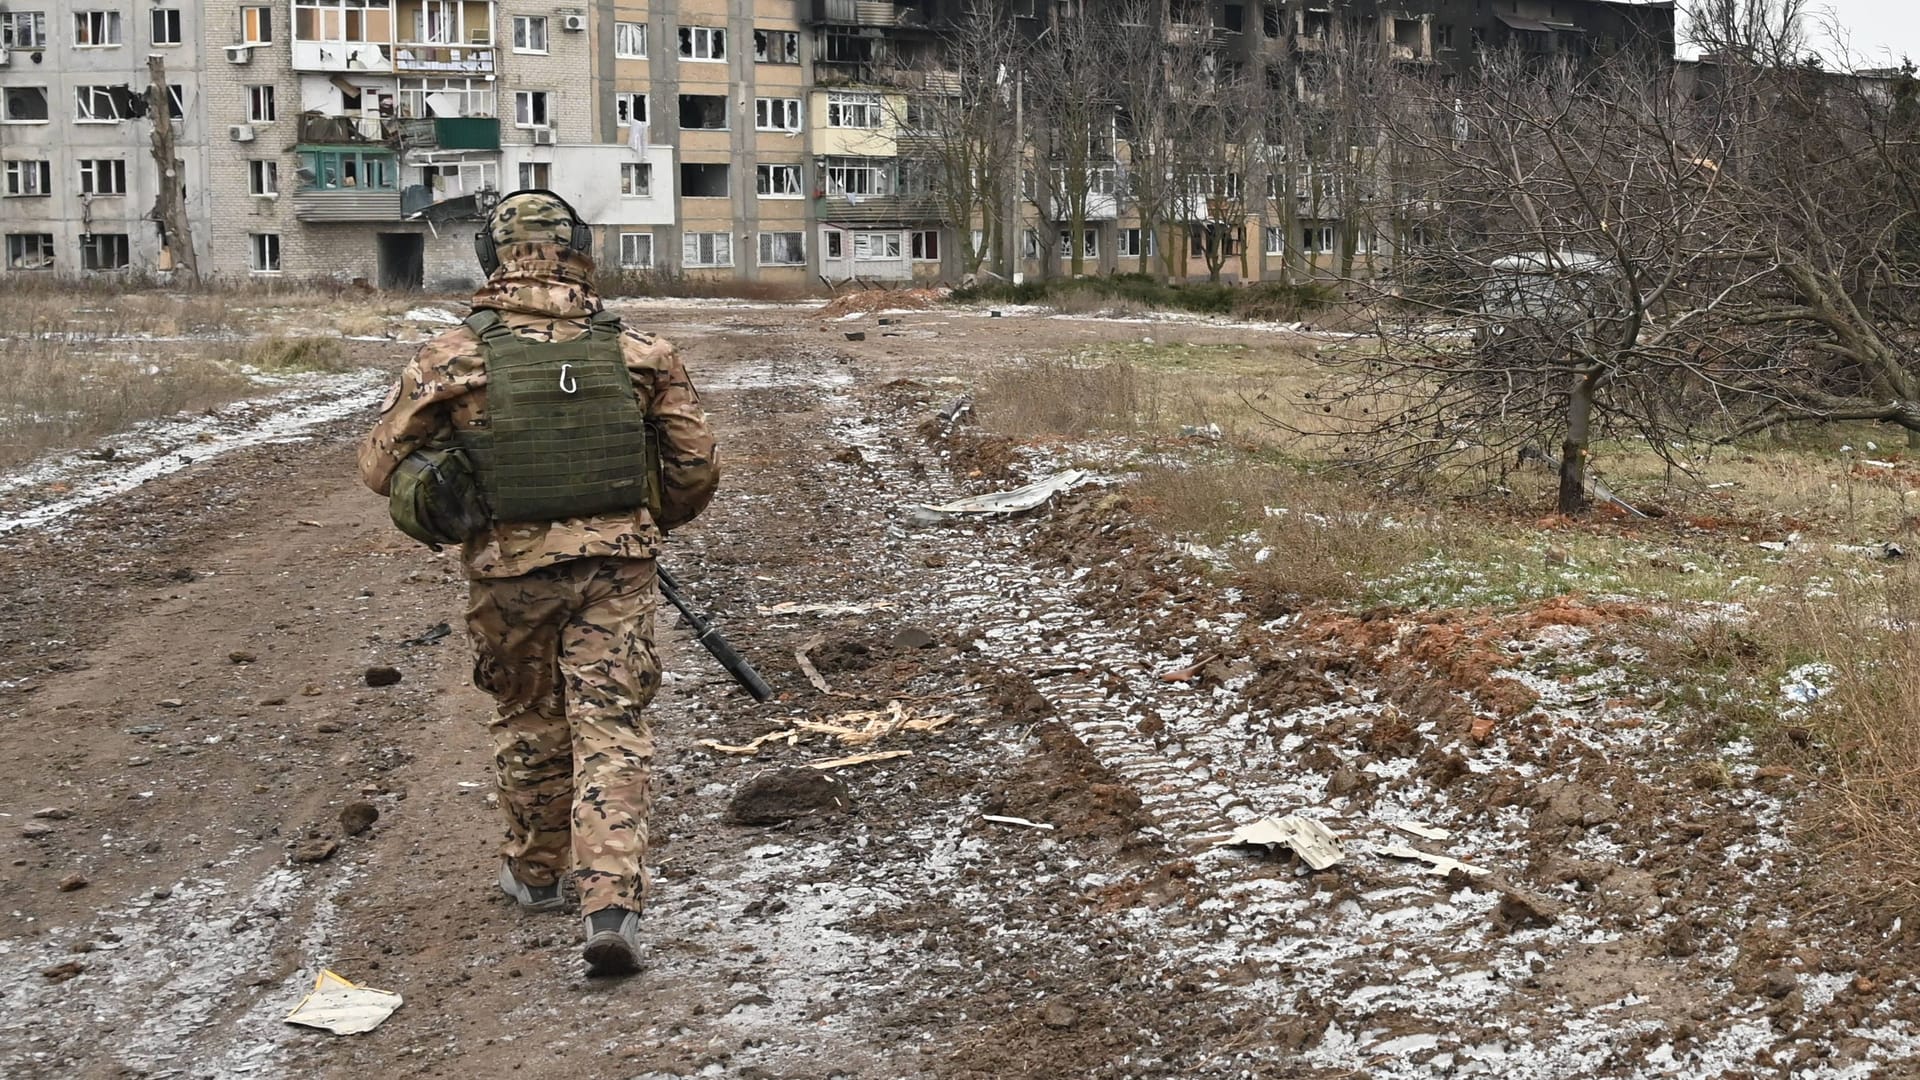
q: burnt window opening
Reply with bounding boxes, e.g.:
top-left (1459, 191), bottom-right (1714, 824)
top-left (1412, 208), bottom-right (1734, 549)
top-left (822, 31), bottom-right (875, 63)
top-left (1262, 3), bottom-right (1283, 36)
top-left (678, 94), bottom-right (728, 131)
top-left (680, 162), bottom-right (729, 197)
top-left (1222, 5), bottom-right (1245, 33)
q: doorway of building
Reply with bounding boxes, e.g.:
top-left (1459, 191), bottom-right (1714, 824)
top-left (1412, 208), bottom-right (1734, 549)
top-left (376, 233), bottom-right (425, 290)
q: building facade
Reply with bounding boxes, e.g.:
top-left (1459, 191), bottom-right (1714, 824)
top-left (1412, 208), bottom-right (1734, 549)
top-left (0, 0), bottom-right (1676, 287)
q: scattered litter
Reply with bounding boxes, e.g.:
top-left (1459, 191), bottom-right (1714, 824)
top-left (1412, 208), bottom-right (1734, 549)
top-left (983, 815), bottom-right (1055, 831)
top-left (284, 969), bottom-right (403, 1035)
top-left (1781, 663), bottom-right (1835, 706)
top-left (1757, 531), bottom-right (1802, 552)
top-left (1218, 815), bottom-right (1346, 871)
top-left (793, 634), bottom-right (839, 696)
top-left (1178, 423), bottom-right (1223, 441)
top-left (403, 306), bottom-right (463, 325)
top-left (700, 700), bottom-right (959, 759)
top-left (1378, 844), bottom-right (1491, 878)
top-left (402, 622), bottom-right (453, 647)
top-left (809, 749), bottom-right (913, 770)
top-left (916, 470), bottom-right (1091, 517)
top-left (759, 600), bottom-right (897, 617)
top-left (1391, 821), bottom-right (1453, 842)
top-left (1158, 653), bottom-right (1219, 683)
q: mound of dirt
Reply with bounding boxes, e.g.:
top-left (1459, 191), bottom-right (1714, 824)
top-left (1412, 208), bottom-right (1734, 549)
top-left (814, 287), bottom-right (950, 319)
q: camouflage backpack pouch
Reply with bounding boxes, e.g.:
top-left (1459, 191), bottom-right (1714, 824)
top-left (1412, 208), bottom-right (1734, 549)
top-left (389, 445), bottom-right (491, 549)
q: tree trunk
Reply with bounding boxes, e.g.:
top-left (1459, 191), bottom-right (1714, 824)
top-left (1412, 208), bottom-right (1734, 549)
top-left (146, 55), bottom-right (199, 283)
top-left (1558, 371), bottom-right (1597, 514)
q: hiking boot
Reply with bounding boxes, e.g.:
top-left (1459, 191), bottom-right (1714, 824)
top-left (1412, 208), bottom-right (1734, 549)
top-left (581, 907), bottom-right (642, 976)
top-left (497, 860), bottom-right (565, 912)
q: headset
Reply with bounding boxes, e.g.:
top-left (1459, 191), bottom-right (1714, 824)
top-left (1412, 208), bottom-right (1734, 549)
top-left (474, 188), bottom-right (594, 276)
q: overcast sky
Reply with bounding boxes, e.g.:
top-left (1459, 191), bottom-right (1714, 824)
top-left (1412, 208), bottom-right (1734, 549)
top-left (1804, 0), bottom-right (1920, 64)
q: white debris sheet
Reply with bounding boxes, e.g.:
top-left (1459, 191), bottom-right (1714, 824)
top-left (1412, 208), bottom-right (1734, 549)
top-left (917, 470), bottom-right (1091, 516)
top-left (283, 969), bottom-right (402, 1035)
top-left (1219, 815), bottom-right (1346, 871)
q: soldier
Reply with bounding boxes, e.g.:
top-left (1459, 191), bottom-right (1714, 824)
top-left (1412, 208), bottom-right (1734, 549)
top-left (358, 190), bottom-right (718, 976)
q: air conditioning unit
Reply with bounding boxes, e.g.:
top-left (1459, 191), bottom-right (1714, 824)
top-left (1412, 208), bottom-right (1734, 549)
top-left (560, 14), bottom-right (586, 32)
top-left (225, 44), bottom-right (253, 64)
top-left (531, 127), bottom-right (555, 145)
top-left (229, 123), bottom-right (256, 142)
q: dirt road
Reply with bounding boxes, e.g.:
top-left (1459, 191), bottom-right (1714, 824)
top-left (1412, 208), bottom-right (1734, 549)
top-left (2, 302), bottom-right (1917, 1079)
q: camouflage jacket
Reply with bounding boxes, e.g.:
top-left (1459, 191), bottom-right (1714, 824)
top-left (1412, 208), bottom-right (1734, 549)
top-left (358, 242), bottom-right (718, 579)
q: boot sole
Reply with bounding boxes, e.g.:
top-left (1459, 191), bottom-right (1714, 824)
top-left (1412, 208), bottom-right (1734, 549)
top-left (582, 932), bottom-right (641, 976)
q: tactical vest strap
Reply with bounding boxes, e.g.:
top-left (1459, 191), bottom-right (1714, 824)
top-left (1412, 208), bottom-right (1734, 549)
top-left (465, 309), bottom-right (511, 341)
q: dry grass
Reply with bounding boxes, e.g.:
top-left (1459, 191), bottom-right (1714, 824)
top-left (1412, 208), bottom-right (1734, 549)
top-left (1134, 462), bottom-right (1461, 603)
top-left (0, 337), bottom-right (255, 467)
top-left (0, 280), bottom-right (414, 340)
top-left (976, 357), bottom-right (1161, 438)
top-left (240, 335), bottom-right (353, 373)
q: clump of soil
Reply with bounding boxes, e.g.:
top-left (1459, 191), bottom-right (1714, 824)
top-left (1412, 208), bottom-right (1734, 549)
top-left (983, 722), bottom-right (1153, 847)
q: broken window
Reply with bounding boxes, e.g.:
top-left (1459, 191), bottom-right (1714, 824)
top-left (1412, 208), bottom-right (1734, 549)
top-left (911, 229), bottom-right (939, 261)
top-left (1222, 4), bottom-right (1245, 32)
top-left (825, 230), bottom-right (843, 259)
top-left (80, 233), bottom-right (130, 271)
top-left (758, 231), bottom-right (804, 265)
top-left (678, 94), bottom-right (728, 131)
top-left (74, 10), bottom-right (122, 46)
top-left (620, 162), bottom-right (651, 196)
top-left (294, 0), bottom-right (392, 44)
top-left (4, 161), bottom-right (51, 196)
top-left (616, 93), bottom-right (648, 127)
top-left (517, 162), bottom-right (550, 188)
top-left (1262, 2), bottom-right (1282, 36)
top-left (248, 85), bottom-right (277, 122)
top-left (249, 232), bottom-right (280, 272)
top-left (75, 85), bottom-right (132, 122)
top-left (3, 86), bottom-right (49, 123)
top-left (754, 29), bottom-right (799, 63)
top-left (249, 160), bottom-right (278, 195)
top-left (852, 232), bottom-right (901, 260)
top-left (2, 12), bottom-right (48, 48)
top-left (679, 25), bottom-right (724, 60)
top-left (682, 232), bottom-right (731, 267)
top-left (823, 157), bottom-right (889, 196)
top-left (821, 31), bottom-right (874, 63)
top-left (7, 233), bottom-right (55, 270)
top-left (826, 92), bottom-right (882, 129)
top-left (680, 163), bottom-right (729, 197)
top-left (756, 164), bottom-right (802, 196)
top-left (78, 159), bottom-right (127, 195)
top-left (300, 148), bottom-right (397, 190)
top-left (754, 97), bottom-right (800, 132)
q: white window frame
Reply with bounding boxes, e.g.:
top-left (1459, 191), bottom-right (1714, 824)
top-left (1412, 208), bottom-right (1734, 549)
top-left (1264, 225), bottom-right (1286, 256)
top-left (615, 93), bottom-right (648, 127)
top-left (74, 86), bottom-right (126, 124)
top-left (1119, 227), bottom-right (1153, 258)
top-left (826, 91), bottom-right (883, 129)
top-left (614, 20), bottom-right (646, 58)
top-left (753, 28), bottom-right (798, 63)
top-left (5, 232), bottom-right (56, 270)
top-left (4, 160), bottom-right (52, 197)
top-left (619, 162), bottom-right (651, 197)
top-left (823, 157), bottom-right (888, 197)
top-left (2, 12), bottom-right (49, 49)
top-left (2, 86), bottom-right (50, 124)
top-left (755, 163), bottom-right (802, 198)
top-left (1058, 228), bottom-right (1097, 259)
top-left (249, 159), bottom-right (278, 196)
top-left (249, 232), bottom-right (281, 273)
top-left (911, 229), bottom-right (939, 262)
top-left (1300, 223), bottom-right (1334, 255)
top-left (758, 231), bottom-right (804, 265)
top-left (73, 10), bottom-right (122, 47)
top-left (852, 231), bottom-right (901, 260)
top-left (513, 90), bottom-right (549, 129)
top-left (79, 232), bottom-right (130, 271)
top-left (511, 15), bottom-right (547, 54)
top-left (240, 5), bottom-right (272, 43)
top-left (679, 25), bottom-right (725, 61)
top-left (151, 8), bottom-right (183, 45)
top-left (517, 161), bottom-right (551, 188)
top-left (825, 229), bottom-right (843, 259)
top-left (618, 232), bottom-right (654, 269)
top-left (247, 85), bottom-right (277, 123)
top-left (77, 159), bottom-right (126, 196)
top-left (682, 231), bottom-right (732, 268)
top-left (754, 97), bottom-right (801, 133)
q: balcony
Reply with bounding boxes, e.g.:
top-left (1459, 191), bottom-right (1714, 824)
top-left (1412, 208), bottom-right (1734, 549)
top-left (393, 42), bottom-right (495, 75)
top-left (294, 190), bottom-right (403, 222)
top-left (809, 0), bottom-right (905, 27)
top-left (397, 116), bottom-right (500, 151)
top-left (298, 112), bottom-right (400, 147)
top-left (291, 40), bottom-right (394, 73)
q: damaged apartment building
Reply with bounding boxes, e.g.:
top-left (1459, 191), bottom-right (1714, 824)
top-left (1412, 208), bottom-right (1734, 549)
top-left (0, 0), bottom-right (1673, 285)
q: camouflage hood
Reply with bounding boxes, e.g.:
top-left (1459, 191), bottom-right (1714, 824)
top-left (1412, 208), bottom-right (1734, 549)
top-left (472, 242), bottom-right (602, 319)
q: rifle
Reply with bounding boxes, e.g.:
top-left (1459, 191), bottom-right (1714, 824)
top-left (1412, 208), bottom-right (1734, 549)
top-left (657, 565), bottom-right (773, 702)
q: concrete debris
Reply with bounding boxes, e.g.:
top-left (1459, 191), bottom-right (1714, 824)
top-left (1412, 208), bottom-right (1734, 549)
top-left (983, 815), bottom-right (1055, 831)
top-left (1219, 815), bottom-right (1346, 870)
top-left (1391, 821), bottom-right (1453, 842)
top-left (283, 969), bottom-right (404, 1035)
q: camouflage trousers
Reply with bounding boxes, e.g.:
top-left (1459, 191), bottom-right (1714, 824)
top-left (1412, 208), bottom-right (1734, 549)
top-left (466, 556), bottom-right (659, 915)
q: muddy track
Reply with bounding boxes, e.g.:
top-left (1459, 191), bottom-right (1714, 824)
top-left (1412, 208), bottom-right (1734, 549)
top-left (1, 304), bottom-right (1918, 1079)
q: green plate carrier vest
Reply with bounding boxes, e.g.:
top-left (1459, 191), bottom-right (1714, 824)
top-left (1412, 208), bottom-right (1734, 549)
top-left (456, 308), bottom-right (662, 525)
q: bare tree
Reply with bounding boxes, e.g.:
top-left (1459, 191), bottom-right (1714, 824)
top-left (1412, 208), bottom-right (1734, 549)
top-left (1025, 2), bottom-right (1112, 278)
